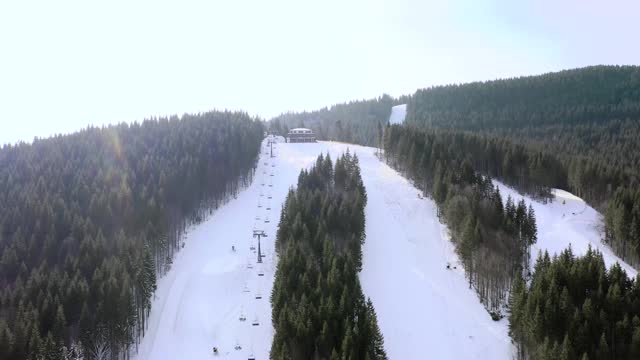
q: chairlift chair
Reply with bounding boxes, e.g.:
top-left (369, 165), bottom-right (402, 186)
top-left (258, 263), bottom-right (265, 276)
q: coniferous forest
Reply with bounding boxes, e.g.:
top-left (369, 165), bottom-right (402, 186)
top-left (270, 153), bottom-right (386, 359)
top-left (0, 112), bottom-right (263, 359)
top-left (509, 248), bottom-right (640, 360)
top-left (269, 95), bottom-right (402, 146)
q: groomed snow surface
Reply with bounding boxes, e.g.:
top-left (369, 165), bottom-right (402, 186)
top-left (494, 182), bottom-right (637, 278)
top-left (135, 137), bottom-right (635, 360)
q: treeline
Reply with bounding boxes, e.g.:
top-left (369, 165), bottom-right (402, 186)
top-left (384, 126), bottom-right (566, 202)
top-left (270, 152), bottom-right (386, 359)
top-left (405, 65), bottom-right (640, 130)
top-left (510, 247), bottom-right (640, 360)
top-left (604, 185), bottom-right (640, 268)
top-left (0, 112), bottom-right (264, 359)
top-left (269, 95), bottom-right (401, 146)
top-left (383, 125), bottom-right (537, 315)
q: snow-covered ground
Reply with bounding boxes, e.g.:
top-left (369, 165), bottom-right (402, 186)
top-left (135, 138), bottom-right (516, 359)
top-left (389, 104), bottom-right (407, 125)
top-left (494, 182), bottom-right (637, 277)
top-left (135, 138), bottom-right (286, 360)
top-left (357, 155), bottom-right (513, 360)
top-left (134, 130), bottom-right (638, 360)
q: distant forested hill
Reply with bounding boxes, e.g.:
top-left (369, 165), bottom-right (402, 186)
top-left (269, 94), bottom-right (403, 146)
top-left (406, 65), bottom-right (640, 130)
top-left (405, 65), bottom-right (640, 200)
top-left (0, 112), bottom-right (263, 359)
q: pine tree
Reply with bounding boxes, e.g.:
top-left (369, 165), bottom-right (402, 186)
top-left (0, 321), bottom-right (14, 360)
top-left (366, 299), bottom-right (387, 359)
top-left (52, 304), bottom-right (67, 343)
top-left (596, 333), bottom-right (609, 360)
top-left (630, 327), bottom-right (640, 359)
top-left (560, 333), bottom-right (573, 360)
top-left (460, 216), bottom-right (476, 287)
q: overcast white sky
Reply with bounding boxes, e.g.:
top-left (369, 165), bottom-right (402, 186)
top-left (1, 0), bottom-right (638, 145)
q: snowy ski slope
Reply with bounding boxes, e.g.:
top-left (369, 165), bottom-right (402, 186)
top-left (136, 135), bottom-right (637, 360)
top-left (357, 158), bottom-right (514, 359)
top-left (135, 138), bottom-right (284, 360)
top-left (389, 104), bottom-right (407, 125)
top-left (494, 182), bottom-right (637, 278)
top-left (134, 138), bottom-right (515, 359)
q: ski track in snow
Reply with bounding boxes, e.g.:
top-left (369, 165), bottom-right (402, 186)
top-left (137, 137), bottom-right (636, 360)
top-left (357, 152), bottom-right (513, 360)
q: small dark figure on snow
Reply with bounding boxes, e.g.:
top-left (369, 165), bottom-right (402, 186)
top-left (232, 245), bottom-right (235, 252)
top-left (213, 347), bottom-right (218, 355)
